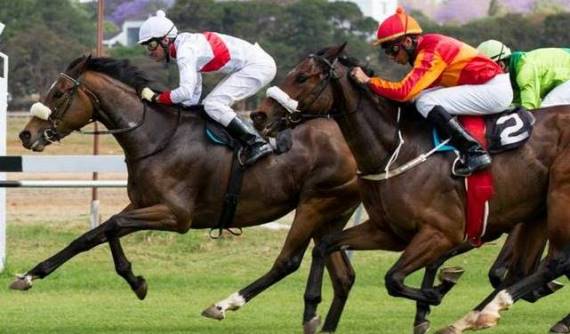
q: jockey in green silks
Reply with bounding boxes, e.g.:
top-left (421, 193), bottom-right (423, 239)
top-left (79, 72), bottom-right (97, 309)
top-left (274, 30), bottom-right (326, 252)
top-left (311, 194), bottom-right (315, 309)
top-left (478, 40), bottom-right (570, 109)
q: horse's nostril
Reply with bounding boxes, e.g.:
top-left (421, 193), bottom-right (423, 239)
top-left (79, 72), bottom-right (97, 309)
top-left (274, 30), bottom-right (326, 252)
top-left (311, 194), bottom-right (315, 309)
top-left (19, 130), bottom-right (31, 143)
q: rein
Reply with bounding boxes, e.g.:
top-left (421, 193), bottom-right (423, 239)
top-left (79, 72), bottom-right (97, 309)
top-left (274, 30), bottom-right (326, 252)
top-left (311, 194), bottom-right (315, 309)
top-left (45, 72), bottom-right (182, 162)
top-left (268, 53), bottom-right (444, 181)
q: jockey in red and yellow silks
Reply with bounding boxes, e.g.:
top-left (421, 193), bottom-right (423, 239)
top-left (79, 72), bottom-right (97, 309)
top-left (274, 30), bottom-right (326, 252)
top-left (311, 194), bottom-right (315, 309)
top-left (368, 34), bottom-right (503, 102)
top-left (351, 7), bottom-right (513, 177)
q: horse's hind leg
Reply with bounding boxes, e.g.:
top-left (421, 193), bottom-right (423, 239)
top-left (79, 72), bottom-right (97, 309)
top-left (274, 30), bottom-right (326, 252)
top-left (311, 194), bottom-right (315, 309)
top-left (304, 220), bottom-right (405, 334)
top-left (436, 220), bottom-right (549, 333)
top-left (441, 166), bottom-right (570, 333)
top-left (488, 225), bottom-right (521, 288)
top-left (202, 198), bottom-right (354, 321)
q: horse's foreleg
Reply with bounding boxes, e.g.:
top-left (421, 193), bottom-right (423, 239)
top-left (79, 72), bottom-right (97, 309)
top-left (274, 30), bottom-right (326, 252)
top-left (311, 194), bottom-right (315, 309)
top-left (311, 212), bottom-right (357, 334)
top-left (201, 197), bottom-right (351, 321)
top-left (319, 249), bottom-right (355, 334)
top-left (201, 231), bottom-right (311, 321)
top-left (384, 225), bottom-right (458, 305)
top-left (414, 243), bottom-right (472, 334)
top-left (108, 237), bottom-right (148, 300)
top-left (303, 220), bottom-right (405, 334)
top-left (10, 204), bottom-right (186, 292)
top-left (102, 204), bottom-right (187, 299)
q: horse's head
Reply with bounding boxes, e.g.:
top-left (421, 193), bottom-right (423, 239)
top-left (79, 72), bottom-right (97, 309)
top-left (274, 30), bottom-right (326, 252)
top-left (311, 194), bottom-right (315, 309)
top-left (19, 55), bottom-right (97, 151)
top-left (252, 43), bottom-right (353, 137)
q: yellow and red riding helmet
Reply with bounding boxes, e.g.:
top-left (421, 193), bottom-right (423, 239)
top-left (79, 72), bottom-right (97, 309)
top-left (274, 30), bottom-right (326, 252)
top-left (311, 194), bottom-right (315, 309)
top-left (373, 6), bottom-right (423, 46)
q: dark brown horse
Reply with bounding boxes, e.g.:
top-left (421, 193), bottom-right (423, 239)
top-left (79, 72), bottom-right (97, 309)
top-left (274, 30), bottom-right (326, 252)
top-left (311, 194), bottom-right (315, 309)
top-left (253, 44), bottom-right (570, 333)
top-left (11, 55), bottom-right (362, 332)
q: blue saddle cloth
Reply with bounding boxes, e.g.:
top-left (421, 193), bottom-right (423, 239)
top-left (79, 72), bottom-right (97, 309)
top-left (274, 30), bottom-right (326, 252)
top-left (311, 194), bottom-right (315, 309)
top-left (432, 129), bottom-right (455, 152)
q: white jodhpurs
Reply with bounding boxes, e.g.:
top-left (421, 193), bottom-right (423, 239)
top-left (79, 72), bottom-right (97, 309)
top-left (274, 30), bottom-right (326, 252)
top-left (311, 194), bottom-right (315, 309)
top-left (203, 45), bottom-right (277, 126)
top-left (415, 73), bottom-right (513, 118)
top-left (541, 80), bottom-right (570, 108)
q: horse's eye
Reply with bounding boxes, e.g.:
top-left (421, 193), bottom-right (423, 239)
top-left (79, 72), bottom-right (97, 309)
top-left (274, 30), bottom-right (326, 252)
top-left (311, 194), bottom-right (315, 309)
top-left (296, 74), bottom-right (309, 83)
top-left (52, 90), bottom-right (64, 99)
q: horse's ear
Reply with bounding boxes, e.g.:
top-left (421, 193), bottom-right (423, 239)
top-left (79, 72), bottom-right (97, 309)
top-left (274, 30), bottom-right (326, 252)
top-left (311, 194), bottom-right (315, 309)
top-left (78, 54), bottom-right (92, 73)
top-left (338, 41), bottom-right (348, 54)
top-left (326, 42), bottom-right (348, 60)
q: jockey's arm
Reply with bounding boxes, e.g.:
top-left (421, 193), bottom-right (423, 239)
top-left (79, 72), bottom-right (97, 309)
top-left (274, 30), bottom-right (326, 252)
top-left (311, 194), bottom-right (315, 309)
top-left (367, 50), bottom-right (446, 102)
top-left (169, 52), bottom-right (200, 105)
top-left (516, 64), bottom-right (542, 110)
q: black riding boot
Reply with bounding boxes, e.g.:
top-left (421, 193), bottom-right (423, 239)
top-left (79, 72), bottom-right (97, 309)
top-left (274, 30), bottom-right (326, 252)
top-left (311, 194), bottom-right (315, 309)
top-left (226, 117), bottom-right (273, 166)
top-left (427, 106), bottom-right (492, 177)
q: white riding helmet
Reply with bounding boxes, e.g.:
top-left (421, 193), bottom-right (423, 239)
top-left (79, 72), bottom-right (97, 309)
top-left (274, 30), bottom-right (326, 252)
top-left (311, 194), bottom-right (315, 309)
top-left (477, 40), bottom-right (512, 61)
top-left (138, 10), bottom-right (178, 44)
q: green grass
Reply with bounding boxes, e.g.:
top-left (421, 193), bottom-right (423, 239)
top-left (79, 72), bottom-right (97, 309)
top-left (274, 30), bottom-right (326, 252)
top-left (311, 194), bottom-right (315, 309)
top-left (4, 116), bottom-right (569, 333)
top-left (0, 221), bottom-right (568, 334)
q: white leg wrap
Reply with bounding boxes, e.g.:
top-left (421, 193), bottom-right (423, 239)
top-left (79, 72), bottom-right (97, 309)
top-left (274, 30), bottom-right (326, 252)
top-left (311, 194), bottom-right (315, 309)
top-left (481, 290), bottom-right (513, 318)
top-left (448, 310), bottom-right (480, 332)
top-left (216, 292), bottom-right (246, 312)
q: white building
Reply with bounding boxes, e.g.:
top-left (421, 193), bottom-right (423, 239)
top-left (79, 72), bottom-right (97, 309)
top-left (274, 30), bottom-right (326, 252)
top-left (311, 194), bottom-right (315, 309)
top-left (104, 20), bottom-right (145, 47)
top-left (330, 0), bottom-right (398, 22)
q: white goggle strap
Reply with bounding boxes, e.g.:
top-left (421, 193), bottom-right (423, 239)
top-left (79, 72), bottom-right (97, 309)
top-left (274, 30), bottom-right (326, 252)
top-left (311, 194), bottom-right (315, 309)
top-left (266, 86), bottom-right (300, 114)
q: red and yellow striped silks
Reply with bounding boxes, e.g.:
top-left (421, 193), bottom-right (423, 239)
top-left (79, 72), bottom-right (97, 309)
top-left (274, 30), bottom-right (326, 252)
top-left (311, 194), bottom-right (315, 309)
top-left (368, 34), bottom-right (502, 102)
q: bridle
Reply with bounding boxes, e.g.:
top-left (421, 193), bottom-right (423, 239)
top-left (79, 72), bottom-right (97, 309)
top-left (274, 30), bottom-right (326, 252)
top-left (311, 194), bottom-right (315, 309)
top-left (270, 54), bottom-right (362, 128)
top-left (42, 71), bottom-right (181, 162)
top-left (44, 72), bottom-right (147, 142)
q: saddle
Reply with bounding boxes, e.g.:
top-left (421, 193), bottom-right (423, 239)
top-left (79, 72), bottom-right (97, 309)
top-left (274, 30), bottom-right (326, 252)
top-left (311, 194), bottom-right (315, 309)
top-left (432, 107), bottom-right (534, 247)
top-left (433, 106), bottom-right (535, 154)
top-left (182, 105), bottom-right (293, 238)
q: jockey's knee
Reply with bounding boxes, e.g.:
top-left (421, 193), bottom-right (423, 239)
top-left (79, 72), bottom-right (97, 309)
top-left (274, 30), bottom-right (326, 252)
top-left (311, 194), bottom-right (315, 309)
top-left (203, 100), bottom-right (236, 127)
top-left (414, 97), bottom-right (436, 118)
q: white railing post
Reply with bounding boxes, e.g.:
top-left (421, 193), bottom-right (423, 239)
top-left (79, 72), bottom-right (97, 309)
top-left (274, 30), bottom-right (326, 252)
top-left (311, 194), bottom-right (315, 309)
top-left (0, 50), bottom-right (8, 273)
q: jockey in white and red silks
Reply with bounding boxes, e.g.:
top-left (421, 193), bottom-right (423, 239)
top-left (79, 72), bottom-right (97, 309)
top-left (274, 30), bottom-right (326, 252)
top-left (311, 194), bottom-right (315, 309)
top-left (138, 10), bottom-right (277, 165)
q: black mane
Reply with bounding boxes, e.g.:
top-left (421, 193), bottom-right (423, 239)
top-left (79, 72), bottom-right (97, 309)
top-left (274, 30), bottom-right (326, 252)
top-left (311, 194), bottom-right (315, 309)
top-left (67, 56), bottom-right (151, 92)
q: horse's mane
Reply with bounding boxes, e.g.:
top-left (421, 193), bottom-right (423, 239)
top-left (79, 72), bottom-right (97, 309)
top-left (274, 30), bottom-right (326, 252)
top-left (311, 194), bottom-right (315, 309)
top-left (314, 46), bottom-right (424, 125)
top-left (67, 56), bottom-right (151, 92)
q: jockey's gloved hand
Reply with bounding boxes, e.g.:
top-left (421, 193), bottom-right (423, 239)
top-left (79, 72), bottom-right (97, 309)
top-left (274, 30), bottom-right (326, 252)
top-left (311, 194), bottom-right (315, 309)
top-left (141, 87), bottom-right (158, 103)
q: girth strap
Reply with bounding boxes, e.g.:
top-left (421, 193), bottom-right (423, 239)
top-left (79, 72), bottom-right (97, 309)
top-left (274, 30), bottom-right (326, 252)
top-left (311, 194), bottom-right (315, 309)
top-left (209, 146), bottom-right (246, 238)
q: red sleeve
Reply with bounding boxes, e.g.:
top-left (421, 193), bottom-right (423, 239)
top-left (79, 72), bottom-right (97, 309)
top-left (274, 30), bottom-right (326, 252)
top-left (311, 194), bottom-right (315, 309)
top-left (367, 50), bottom-right (446, 102)
top-left (156, 91), bottom-right (173, 105)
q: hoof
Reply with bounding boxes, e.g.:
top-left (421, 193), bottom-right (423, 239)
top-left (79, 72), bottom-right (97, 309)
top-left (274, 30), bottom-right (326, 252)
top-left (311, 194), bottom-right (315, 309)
top-left (438, 266), bottom-right (465, 284)
top-left (550, 322), bottom-right (570, 334)
top-left (548, 280), bottom-right (565, 293)
top-left (133, 276), bottom-right (147, 300)
top-left (201, 304), bottom-right (225, 320)
top-left (474, 312), bottom-right (499, 329)
top-left (435, 325), bottom-right (461, 334)
top-left (9, 274), bottom-right (33, 291)
top-left (303, 316), bottom-right (321, 334)
top-left (414, 321), bottom-right (430, 334)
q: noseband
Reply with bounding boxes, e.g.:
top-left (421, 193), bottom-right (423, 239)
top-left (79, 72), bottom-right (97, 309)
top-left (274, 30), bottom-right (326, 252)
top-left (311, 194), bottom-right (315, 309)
top-left (267, 54), bottom-right (361, 129)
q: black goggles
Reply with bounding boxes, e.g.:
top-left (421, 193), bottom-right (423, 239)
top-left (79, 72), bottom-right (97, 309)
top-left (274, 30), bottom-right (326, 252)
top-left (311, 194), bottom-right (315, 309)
top-left (144, 39), bottom-right (161, 52)
top-left (383, 42), bottom-right (402, 57)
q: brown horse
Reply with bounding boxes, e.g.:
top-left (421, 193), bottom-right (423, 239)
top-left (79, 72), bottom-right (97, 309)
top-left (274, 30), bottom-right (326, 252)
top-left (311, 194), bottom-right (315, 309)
top-left (253, 44), bottom-right (570, 333)
top-left (11, 55), bottom-right (362, 332)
